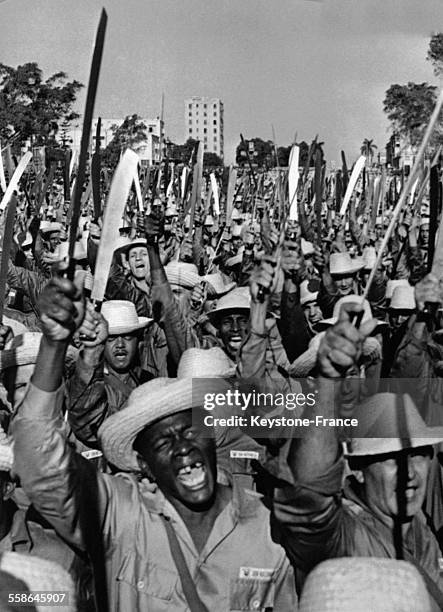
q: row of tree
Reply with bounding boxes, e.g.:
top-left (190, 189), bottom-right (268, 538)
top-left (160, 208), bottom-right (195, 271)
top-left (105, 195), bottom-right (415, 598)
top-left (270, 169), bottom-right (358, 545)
top-left (0, 33), bottom-right (442, 167)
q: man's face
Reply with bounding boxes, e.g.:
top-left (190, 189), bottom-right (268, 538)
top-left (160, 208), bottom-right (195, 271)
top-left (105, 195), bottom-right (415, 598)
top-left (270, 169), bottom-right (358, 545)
top-left (217, 311), bottom-right (249, 359)
top-left (375, 224), bottom-right (383, 239)
top-left (48, 233), bottom-right (61, 251)
top-left (389, 311), bottom-right (411, 332)
top-left (303, 300), bottom-right (323, 330)
top-left (420, 225), bottom-right (429, 248)
top-left (128, 247), bottom-right (149, 280)
top-left (171, 285), bottom-right (192, 316)
top-left (104, 332), bottom-right (139, 373)
top-left (362, 447), bottom-right (432, 526)
top-left (136, 410), bottom-right (216, 509)
top-left (4, 364), bottom-right (35, 407)
top-left (334, 274), bottom-right (355, 296)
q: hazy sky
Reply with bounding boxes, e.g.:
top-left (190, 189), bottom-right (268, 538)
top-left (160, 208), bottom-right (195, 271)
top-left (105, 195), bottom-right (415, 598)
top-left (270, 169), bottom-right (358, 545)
top-left (1, 0), bottom-right (442, 163)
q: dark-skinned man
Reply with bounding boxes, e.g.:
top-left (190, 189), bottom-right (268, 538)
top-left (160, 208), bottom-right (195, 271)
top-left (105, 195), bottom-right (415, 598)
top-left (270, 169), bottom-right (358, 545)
top-left (11, 270), bottom-right (297, 611)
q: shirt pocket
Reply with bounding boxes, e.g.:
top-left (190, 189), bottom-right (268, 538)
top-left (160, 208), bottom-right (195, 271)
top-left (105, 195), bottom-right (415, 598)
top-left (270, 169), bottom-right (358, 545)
top-left (116, 551), bottom-right (178, 601)
top-left (229, 578), bottom-right (275, 611)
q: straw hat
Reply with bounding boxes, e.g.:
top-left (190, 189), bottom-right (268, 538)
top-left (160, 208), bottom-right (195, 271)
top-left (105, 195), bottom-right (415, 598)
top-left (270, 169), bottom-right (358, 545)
top-left (231, 208), bottom-right (243, 221)
top-left (386, 279), bottom-right (410, 300)
top-left (362, 246), bottom-right (377, 270)
top-left (40, 221), bottom-right (62, 235)
top-left (299, 557), bottom-right (430, 612)
top-left (344, 393), bottom-right (443, 456)
top-left (119, 237), bottom-right (148, 256)
top-left (301, 238), bottom-right (314, 257)
top-left (329, 252), bottom-right (364, 276)
top-left (317, 295), bottom-right (388, 332)
top-left (0, 552), bottom-right (75, 612)
top-left (288, 330), bottom-right (382, 378)
top-left (165, 261), bottom-right (202, 288)
top-left (177, 347), bottom-right (236, 378)
top-left (208, 287), bottom-right (250, 320)
top-left (300, 280), bottom-right (318, 306)
top-left (99, 377), bottom-right (230, 471)
top-left (420, 215), bottom-right (430, 228)
top-left (53, 241), bottom-right (87, 261)
top-left (202, 273), bottom-right (236, 297)
top-left (0, 332), bottom-right (78, 372)
top-left (389, 285), bottom-right (416, 311)
top-left (101, 300), bottom-right (151, 335)
top-left (204, 214), bottom-right (214, 227)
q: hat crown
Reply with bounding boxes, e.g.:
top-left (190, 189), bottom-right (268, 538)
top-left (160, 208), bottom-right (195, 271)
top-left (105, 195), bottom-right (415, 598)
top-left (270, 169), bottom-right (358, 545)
top-left (329, 252), bottom-right (363, 275)
top-left (211, 287), bottom-right (250, 315)
top-left (102, 300), bottom-right (145, 334)
top-left (332, 295), bottom-right (372, 322)
top-left (300, 280), bottom-right (318, 305)
top-left (177, 348), bottom-right (234, 378)
top-left (386, 278), bottom-right (410, 299)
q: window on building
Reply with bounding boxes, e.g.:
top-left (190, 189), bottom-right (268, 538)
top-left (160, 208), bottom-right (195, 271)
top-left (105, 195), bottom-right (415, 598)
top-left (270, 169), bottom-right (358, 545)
top-left (189, 128), bottom-right (192, 134)
top-left (204, 128), bottom-right (207, 133)
top-left (213, 119), bottom-right (217, 125)
top-left (189, 120), bottom-right (192, 125)
top-left (204, 120), bottom-right (207, 125)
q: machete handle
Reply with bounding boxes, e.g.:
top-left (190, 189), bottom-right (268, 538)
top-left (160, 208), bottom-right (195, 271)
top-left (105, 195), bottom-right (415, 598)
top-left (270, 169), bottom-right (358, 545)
top-left (256, 285), bottom-right (268, 303)
top-left (422, 301), bottom-right (439, 318)
top-left (349, 310), bottom-right (364, 329)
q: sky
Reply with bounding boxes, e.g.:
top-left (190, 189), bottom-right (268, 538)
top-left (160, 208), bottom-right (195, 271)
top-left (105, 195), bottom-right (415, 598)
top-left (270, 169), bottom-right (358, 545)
top-left (1, 0), bottom-right (442, 164)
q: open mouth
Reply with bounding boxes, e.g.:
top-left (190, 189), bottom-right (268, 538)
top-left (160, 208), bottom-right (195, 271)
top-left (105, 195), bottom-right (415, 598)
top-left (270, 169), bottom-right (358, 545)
top-left (228, 336), bottom-right (242, 350)
top-left (176, 461), bottom-right (207, 490)
top-left (114, 351), bottom-right (127, 358)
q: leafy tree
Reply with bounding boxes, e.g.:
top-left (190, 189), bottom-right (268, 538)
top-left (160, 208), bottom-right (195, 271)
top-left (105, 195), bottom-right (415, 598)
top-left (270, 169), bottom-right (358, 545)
top-left (102, 114), bottom-right (148, 170)
top-left (235, 137), bottom-right (274, 167)
top-left (203, 152), bottom-right (223, 167)
top-left (383, 82), bottom-right (440, 146)
top-left (427, 33), bottom-right (443, 77)
top-left (168, 138), bottom-right (198, 164)
top-left (0, 62), bottom-right (82, 149)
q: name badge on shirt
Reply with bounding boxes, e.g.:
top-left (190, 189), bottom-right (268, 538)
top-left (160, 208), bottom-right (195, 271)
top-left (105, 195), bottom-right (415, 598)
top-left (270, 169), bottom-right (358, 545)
top-left (239, 567), bottom-right (273, 581)
top-left (81, 450), bottom-right (103, 460)
top-left (230, 450), bottom-right (260, 460)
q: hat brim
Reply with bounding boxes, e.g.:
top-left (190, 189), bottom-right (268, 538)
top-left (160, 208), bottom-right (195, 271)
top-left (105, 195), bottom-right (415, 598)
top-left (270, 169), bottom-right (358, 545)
top-left (208, 306), bottom-right (250, 321)
top-left (345, 435), bottom-right (443, 456)
top-left (330, 263), bottom-right (365, 276)
top-left (119, 240), bottom-right (148, 255)
top-left (108, 317), bottom-right (152, 335)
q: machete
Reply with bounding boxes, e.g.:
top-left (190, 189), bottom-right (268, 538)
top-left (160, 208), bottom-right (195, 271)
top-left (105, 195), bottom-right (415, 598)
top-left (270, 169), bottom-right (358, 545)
top-left (67, 8), bottom-right (107, 280)
top-left (90, 150), bottom-right (140, 307)
top-left (0, 195), bottom-right (17, 322)
top-left (91, 117), bottom-right (102, 220)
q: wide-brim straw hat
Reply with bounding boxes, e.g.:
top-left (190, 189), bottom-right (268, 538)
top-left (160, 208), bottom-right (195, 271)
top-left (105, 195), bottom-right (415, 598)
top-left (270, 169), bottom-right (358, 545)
top-left (0, 552), bottom-right (76, 612)
top-left (40, 221), bottom-right (62, 235)
top-left (202, 273), bottom-right (236, 297)
top-left (119, 237), bottom-right (148, 256)
top-left (165, 261), bottom-right (201, 289)
top-left (317, 295), bottom-right (388, 333)
top-left (101, 300), bottom-right (151, 335)
top-left (99, 377), bottom-right (230, 471)
top-left (225, 253), bottom-right (243, 268)
top-left (386, 278), bottom-right (410, 300)
top-left (329, 252), bottom-right (364, 276)
top-left (287, 331), bottom-right (382, 378)
top-left (299, 557), bottom-right (430, 612)
top-left (177, 347), bottom-right (236, 379)
top-left (208, 287), bottom-right (250, 320)
top-left (390, 285), bottom-right (416, 311)
top-left (0, 332), bottom-right (78, 371)
top-left (343, 393), bottom-right (443, 456)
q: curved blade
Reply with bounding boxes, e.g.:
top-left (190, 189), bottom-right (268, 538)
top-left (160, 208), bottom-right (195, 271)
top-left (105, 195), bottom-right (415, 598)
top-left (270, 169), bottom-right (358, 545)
top-left (340, 155), bottom-right (366, 216)
top-left (91, 150), bottom-right (140, 304)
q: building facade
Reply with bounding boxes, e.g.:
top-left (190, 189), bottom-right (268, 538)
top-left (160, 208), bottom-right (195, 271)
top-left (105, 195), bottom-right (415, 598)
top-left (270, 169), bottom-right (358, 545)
top-left (67, 117), bottom-right (165, 164)
top-left (184, 97), bottom-right (224, 159)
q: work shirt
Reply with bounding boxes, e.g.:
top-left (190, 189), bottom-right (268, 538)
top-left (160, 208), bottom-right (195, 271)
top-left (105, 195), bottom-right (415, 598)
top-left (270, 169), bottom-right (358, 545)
top-left (12, 383), bottom-right (297, 612)
top-left (271, 449), bottom-right (443, 610)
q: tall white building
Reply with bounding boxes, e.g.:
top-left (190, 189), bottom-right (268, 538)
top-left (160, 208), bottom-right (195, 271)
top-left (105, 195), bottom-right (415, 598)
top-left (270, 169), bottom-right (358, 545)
top-left (67, 117), bottom-right (165, 164)
top-left (184, 97), bottom-right (224, 159)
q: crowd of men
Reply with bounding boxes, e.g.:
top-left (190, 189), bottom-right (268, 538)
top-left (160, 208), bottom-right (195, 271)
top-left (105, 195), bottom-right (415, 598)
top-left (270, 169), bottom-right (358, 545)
top-left (0, 150), bottom-right (441, 612)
